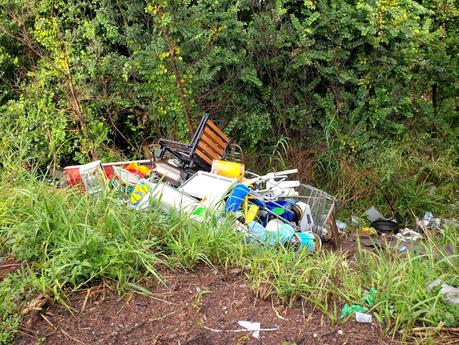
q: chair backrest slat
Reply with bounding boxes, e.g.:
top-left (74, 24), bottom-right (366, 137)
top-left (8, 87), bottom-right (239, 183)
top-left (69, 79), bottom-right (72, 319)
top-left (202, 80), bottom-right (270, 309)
top-left (197, 138), bottom-right (225, 158)
top-left (190, 116), bottom-right (231, 170)
top-left (202, 127), bottom-right (228, 150)
top-left (194, 148), bottom-right (213, 165)
top-left (201, 132), bottom-right (226, 153)
top-left (206, 119), bottom-right (230, 143)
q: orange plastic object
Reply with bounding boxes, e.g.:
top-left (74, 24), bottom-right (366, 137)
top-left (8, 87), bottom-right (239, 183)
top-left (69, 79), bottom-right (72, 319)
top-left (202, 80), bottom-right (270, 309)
top-left (126, 162), bottom-right (151, 178)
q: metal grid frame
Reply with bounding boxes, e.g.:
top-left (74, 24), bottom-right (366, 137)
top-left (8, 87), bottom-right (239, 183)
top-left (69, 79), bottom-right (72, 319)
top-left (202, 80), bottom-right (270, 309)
top-left (245, 171), bottom-right (336, 237)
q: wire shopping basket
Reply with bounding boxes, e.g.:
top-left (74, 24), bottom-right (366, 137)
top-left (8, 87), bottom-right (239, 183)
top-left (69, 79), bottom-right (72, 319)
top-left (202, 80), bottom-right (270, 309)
top-left (244, 171), bottom-right (336, 240)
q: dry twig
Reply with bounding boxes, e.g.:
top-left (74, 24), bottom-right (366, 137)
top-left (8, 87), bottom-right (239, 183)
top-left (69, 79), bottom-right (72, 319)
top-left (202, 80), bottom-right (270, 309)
top-left (61, 329), bottom-right (86, 345)
top-left (40, 313), bottom-right (56, 330)
top-left (21, 293), bottom-right (48, 316)
top-left (80, 288), bottom-right (91, 313)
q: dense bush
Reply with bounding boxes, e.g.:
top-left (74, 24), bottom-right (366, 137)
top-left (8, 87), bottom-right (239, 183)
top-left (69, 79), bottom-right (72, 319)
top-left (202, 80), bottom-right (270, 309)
top-left (0, 0), bottom-right (458, 218)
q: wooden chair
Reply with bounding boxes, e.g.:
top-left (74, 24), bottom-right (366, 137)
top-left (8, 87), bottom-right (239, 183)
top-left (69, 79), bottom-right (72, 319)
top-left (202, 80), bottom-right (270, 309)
top-left (157, 115), bottom-right (241, 171)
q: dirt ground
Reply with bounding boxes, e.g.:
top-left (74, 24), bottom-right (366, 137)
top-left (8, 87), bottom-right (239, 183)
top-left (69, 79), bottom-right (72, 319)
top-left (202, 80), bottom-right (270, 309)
top-left (14, 266), bottom-right (392, 345)
top-left (0, 257), bottom-right (21, 281)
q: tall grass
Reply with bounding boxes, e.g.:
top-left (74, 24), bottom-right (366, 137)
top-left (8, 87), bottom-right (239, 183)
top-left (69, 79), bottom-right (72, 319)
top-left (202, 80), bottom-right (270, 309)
top-left (245, 233), bottom-right (458, 335)
top-left (247, 135), bottom-right (458, 223)
top-left (0, 169), bottom-right (458, 342)
top-left (1, 183), bottom-right (164, 292)
top-left (317, 141), bottom-right (459, 222)
top-left (163, 217), bottom-right (250, 269)
top-left (354, 236), bottom-right (459, 332)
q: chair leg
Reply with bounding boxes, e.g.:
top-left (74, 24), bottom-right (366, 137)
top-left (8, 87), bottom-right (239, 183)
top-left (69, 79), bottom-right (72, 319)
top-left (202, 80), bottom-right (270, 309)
top-left (158, 146), bottom-right (167, 160)
top-left (148, 144), bottom-right (157, 169)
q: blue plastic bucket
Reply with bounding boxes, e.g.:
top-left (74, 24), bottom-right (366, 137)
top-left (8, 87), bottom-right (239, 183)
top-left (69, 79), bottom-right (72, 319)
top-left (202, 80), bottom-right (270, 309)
top-left (225, 184), bottom-right (250, 212)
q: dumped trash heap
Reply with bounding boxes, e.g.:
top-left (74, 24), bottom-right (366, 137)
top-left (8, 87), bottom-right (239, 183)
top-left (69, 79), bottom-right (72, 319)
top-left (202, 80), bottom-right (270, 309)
top-left (64, 116), bottom-right (338, 253)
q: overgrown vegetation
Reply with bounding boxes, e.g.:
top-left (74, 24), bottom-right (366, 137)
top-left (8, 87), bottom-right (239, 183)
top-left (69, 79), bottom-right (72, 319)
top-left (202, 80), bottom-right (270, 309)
top-left (0, 0), bottom-right (458, 219)
top-left (0, 165), bottom-right (458, 342)
top-left (0, 0), bottom-right (458, 343)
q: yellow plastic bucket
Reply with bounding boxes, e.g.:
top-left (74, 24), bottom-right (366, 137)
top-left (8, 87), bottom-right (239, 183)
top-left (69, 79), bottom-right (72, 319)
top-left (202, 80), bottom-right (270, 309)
top-left (211, 160), bottom-right (244, 179)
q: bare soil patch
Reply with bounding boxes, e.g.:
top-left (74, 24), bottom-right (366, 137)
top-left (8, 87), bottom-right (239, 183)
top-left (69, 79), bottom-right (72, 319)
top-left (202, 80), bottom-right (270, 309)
top-left (16, 266), bottom-right (392, 345)
top-left (0, 257), bottom-right (21, 281)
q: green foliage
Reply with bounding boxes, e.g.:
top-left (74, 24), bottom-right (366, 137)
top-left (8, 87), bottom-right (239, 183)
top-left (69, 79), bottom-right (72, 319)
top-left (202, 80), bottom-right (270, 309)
top-left (0, 183), bottom-right (163, 293)
top-left (0, 273), bottom-right (33, 344)
top-left (0, 0), bottom-right (457, 175)
top-left (163, 217), bottom-right (248, 269)
top-left (317, 136), bottom-right (459, 222)
top-left (1, 179), bottom-right (457, 340)
top-left (0, 1), bottom-right (458, 341)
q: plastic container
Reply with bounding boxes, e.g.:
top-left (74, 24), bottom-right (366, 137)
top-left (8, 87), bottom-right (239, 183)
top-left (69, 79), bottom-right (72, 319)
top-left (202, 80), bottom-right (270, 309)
top-left (248, 221), bottom-right (295, 246)
top-left (111, 177), bottom-right (135, 196)
top-left (265, 219), bottom-right (285, 232)
top-left (152, 161), bottom-right (183, 186)
top-left (225, 184), bottom-right (250, 212)
top-left (179, 171), bottom-right (236, 207)
top-left (113, 166), bottom-right (141, 186)
top-left (79, 161), bottom-right (108, 195)
top-left (150, 181), bottom-right (201, 212)
top-left (64, 165), bottom-right (82, 186)
top-left (297, 232), bottom-right (320, 253)
top-left (103, 159), bottom-right (151, 180)
top-left (252, 199), bottom-right (295, 224)
top-left (126, 162), bottom-right (151, 178)
top-left (191, 207), bottom-right (207, 222)
top-left (130, 179), bottom-right (200, 212)
top-left (130, 179), bottom-right (151, 209)
top-left (211, 160), bottom-right (244, 180)
top-left (65, 159), bottom-right (152, 186)
top-left (245, 204), bottom-right (259, 223)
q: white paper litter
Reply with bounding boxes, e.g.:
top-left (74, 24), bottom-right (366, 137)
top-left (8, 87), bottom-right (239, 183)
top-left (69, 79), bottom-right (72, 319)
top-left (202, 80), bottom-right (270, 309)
top-left (203, 321), bottom-right (279, 339)
top-left (238, 321), bottom-right (261, 338)
top-left (355, 312), bottom-right (372, 323)
top-left (395, 228), bottom-right (423, 242)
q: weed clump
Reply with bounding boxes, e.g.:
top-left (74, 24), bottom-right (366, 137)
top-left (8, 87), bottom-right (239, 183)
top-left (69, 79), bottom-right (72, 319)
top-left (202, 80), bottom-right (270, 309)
top-left (0, 174), bottom-right (458, 342)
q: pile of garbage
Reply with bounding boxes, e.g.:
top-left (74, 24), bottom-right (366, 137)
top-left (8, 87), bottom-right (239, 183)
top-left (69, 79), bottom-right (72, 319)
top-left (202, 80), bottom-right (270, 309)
top-left (334, 203), bottom-right (458, 257)
top-left (65, 117), bottom-right (457, 257)
top-left (63, 116), bottom-right (338, 253)
top-left (64, 158), bottom-right (336, 253)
